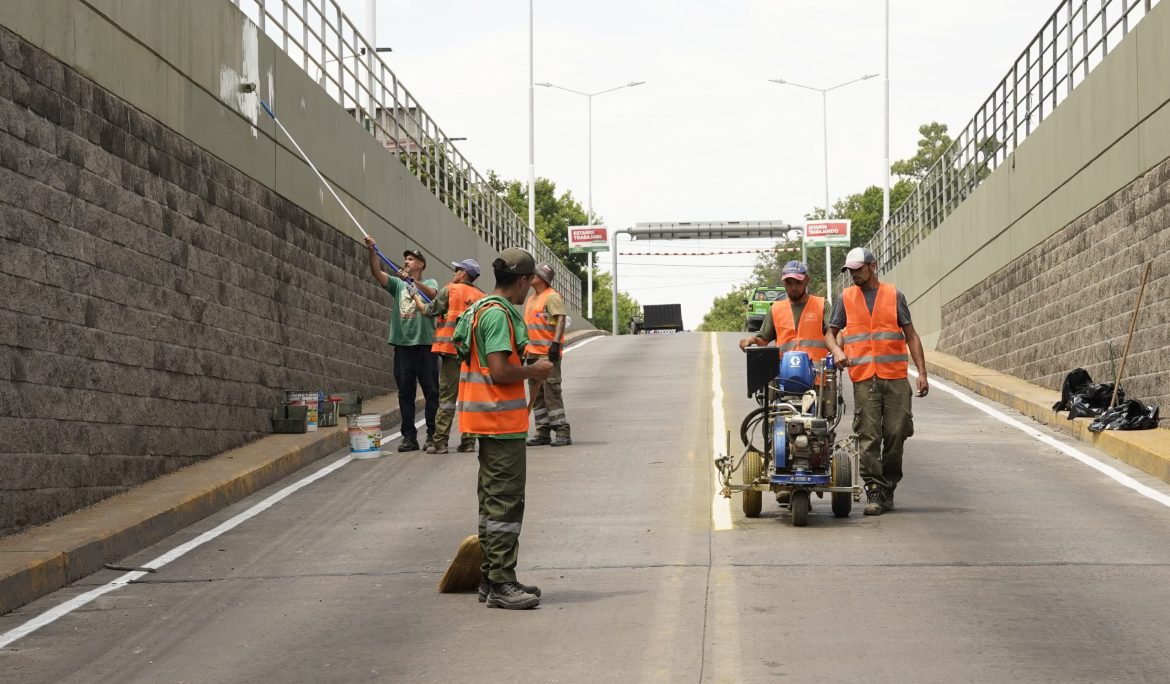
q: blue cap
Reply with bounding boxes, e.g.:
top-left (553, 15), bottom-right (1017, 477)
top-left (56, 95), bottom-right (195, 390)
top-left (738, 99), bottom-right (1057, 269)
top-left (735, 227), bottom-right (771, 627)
top-left (451, 258), bottom-right (480, 280)
top-left (781, 260), bottom-right (808, 281)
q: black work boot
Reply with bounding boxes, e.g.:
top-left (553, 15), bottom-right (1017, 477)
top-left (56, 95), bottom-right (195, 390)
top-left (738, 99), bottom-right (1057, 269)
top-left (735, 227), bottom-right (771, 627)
top-left (479, 576), bottom-right (541, 603)
top-left (486, 581), bottom-right (541, 609)
top-left (456, 440), bottom-right (477, 453)
top-left (882, 489), bottom-right (895, 512)
top-left (549, 427), bottom-right (572, 447)
top-left (398, 437), bottom-right (419, 452)
top-left (863, 487), bottom-right (884, 516)
top-left (526, 431), bottom-right (551, 447)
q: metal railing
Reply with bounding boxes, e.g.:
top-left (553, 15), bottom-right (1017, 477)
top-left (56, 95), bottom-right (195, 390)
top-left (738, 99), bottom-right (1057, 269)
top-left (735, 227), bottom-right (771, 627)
top-left (868, 0), bottom-right (1161, 272)
top-left (227, 0), bottom-right (582, 315)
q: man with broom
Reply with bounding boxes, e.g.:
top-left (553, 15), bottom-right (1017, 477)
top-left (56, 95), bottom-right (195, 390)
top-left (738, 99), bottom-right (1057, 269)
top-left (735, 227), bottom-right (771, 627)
top-left (451, 248), bottom-right (553, 609)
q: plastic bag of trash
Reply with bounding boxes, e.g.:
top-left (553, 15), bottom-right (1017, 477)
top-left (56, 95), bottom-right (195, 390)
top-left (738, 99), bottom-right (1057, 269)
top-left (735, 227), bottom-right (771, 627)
top-left (1088, 400), bottom-right (1160, 432)
top-left (1052, 369), bottom-right (1123, 420)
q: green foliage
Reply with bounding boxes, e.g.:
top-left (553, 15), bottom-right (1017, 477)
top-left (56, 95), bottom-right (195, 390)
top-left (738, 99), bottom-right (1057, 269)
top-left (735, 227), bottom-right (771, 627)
top-left (890, 122), bottom-right (952, 180)
top-left (697, 284), bottom-right (754, 332)
top-left (588, 271), bottom-right (641, 334)
top-left (487, 171), bottom-right (589, 281)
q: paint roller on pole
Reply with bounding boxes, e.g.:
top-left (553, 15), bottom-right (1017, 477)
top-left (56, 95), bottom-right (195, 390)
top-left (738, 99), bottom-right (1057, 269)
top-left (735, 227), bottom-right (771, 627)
top-left (251, 90), bottom-right (430, 302)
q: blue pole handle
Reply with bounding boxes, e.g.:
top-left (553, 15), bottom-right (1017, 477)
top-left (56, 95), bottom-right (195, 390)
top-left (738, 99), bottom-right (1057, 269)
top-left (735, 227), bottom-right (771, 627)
top-left (259, 97), bottom-right (276, 120)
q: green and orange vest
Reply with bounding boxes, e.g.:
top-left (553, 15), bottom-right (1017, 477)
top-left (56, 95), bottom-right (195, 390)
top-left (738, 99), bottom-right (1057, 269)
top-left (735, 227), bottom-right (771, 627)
top-left (432, 282), bottom-right (485, 356)
top-left (457, 302), bottom-right (529, 435)
top-left (841, 283), bottom-right (909, 382)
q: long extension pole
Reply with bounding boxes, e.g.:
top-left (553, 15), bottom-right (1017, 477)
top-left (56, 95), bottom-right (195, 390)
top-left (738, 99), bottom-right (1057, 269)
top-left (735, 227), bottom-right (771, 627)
top-left (1110, 262), bottom-right (1152, 409)
top-left (257, 96), bottom-right (430, 302)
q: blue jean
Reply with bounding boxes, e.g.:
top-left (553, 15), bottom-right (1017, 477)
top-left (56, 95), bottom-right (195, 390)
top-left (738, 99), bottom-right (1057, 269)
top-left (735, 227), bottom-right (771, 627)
top-left (394, 345), bottom-right (439, 440)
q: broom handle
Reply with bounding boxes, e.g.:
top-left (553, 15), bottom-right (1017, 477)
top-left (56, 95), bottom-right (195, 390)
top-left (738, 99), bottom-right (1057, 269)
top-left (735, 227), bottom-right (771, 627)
top-left (258, 97), bottom-right (431, 303)
top-left (1110, 262), bottom-right (1152, 409)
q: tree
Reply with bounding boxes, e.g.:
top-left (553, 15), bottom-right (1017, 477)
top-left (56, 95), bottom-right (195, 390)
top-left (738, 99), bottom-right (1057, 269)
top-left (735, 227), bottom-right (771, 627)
top-left (588, 271), bottom-right (641, 334)
top-left (487, 171), bottom-right (589, 281)
top-left (697, 284), bottom-right (754, 332)
top-left (890, 122), bottom-right (952, 180)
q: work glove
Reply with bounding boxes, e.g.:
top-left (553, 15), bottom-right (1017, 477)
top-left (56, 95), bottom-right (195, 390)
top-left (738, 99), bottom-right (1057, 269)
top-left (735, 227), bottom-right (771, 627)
top-left (547, 341), bottom-right (562, 363)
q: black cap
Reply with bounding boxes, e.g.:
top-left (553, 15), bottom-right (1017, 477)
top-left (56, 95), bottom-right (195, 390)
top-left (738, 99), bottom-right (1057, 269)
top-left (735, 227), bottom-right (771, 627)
top-left (493, 247), bottom-right (535, 275)
top-left (403, 249), bottom-right (426, 266)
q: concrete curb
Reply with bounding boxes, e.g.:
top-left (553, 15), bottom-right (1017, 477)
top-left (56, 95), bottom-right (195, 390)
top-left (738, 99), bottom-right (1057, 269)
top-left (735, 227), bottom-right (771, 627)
top-left (0, 395), bottom-right (409, 617)
top-left (0, 332), bottom-right (607, 616)
top-left (927, 350), bottom-right (1170, 484)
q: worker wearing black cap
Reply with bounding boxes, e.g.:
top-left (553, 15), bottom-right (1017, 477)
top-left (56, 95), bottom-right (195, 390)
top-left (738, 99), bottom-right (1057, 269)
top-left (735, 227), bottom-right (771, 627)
top-left (364, 238), bottom-right (440, 452)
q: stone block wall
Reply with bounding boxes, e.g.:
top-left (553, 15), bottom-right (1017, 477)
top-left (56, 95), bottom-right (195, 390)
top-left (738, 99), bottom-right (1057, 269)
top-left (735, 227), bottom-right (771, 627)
top-left (938, 156), bottom-right (1170, 417)
top-left (0, 27), bottom-right (396, 535)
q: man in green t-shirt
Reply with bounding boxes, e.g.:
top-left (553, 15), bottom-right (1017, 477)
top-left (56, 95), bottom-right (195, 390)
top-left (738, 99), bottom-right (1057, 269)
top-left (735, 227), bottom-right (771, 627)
top-left (365, 237), bottom-right (439, 452)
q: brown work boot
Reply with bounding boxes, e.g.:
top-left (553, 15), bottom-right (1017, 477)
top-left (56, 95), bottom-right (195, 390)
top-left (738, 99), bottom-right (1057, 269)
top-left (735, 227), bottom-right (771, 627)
top-left (550, 427), bottom-right (572, 447)
top-left (526, 431), bottom-right (551, 447)
top-left (456, 439), bottom-right (477, 453)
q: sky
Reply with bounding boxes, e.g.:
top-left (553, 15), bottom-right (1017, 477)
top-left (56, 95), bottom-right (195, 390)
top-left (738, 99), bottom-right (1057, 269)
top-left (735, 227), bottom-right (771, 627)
top-left (331, 0), bottom-right (1059, 329)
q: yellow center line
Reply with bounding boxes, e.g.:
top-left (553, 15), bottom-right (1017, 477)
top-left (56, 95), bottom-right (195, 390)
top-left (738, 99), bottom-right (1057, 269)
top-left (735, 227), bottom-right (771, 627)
top-left (710, 333), bottom-right (734, 531)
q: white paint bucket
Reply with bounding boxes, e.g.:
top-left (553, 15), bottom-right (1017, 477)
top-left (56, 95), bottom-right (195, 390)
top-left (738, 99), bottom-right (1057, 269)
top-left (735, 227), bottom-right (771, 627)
top-left (287, 391), bottom-right (319, 432)
top-left (347, 414), bottom-right (382, 459)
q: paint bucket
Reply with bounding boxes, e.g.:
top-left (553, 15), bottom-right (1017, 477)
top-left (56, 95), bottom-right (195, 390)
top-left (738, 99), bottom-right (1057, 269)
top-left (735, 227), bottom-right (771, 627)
top-left (287, 391), bottom-right (319, 432)
top-left (347, 414), bottom-right (382, 459)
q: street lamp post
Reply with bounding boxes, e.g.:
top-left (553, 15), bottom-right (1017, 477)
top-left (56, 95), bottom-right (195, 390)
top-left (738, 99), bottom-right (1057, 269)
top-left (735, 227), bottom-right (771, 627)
top-left (769, 74), bottom-right (877, 302)
top-left (537, 80), bottom-right (644, 319)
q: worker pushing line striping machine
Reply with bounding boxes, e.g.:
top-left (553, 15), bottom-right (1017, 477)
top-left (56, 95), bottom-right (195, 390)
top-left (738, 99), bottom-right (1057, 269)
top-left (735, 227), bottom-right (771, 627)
top-left (716, 348), bottom-right (861, 527)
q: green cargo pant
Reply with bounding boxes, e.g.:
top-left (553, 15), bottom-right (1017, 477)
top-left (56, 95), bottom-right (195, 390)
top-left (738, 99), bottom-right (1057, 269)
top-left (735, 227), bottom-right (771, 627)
top-left (435, 354), bottom-right (475, 450)
top-left (527, 358), bottom-right (569, 433)
top-left (852, 376), bottom-right (914, 493)
top-left (477, 437), bottom-right (527, 584)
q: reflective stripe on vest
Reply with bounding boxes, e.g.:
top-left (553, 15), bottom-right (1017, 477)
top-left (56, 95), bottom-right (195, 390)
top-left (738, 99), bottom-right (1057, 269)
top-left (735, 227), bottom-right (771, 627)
top-left (432, 282), bottom-right (485, 355)
top-left (841, 283), bottom-right (908, 382)
top-left (456, 302), bottom-right (529, 434)
top-left (523, 288), bottom-right (559, 356)
top-left (770, 295), bottom-right (828, 361)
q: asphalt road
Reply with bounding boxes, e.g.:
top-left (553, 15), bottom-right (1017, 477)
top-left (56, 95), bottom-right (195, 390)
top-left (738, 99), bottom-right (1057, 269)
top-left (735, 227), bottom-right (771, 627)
top-left (3, 332), bottom-right (1170, 683)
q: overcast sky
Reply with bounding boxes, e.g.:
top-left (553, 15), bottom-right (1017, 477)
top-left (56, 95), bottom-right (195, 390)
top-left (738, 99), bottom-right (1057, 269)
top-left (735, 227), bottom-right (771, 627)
top-left (333, 1), bottom-right (1058, 328)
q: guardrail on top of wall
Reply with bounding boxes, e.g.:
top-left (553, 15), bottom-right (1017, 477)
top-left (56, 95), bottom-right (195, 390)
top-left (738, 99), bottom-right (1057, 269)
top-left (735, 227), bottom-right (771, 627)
top-left (868, 0), bottom-right (1161, 274)
top-left (227, 0), bottom-right (583, 315)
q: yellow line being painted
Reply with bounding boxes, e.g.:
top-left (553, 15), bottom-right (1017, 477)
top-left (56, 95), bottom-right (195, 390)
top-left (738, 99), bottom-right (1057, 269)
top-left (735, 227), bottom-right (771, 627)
top-left (710, 333), bottom-right (734, 531)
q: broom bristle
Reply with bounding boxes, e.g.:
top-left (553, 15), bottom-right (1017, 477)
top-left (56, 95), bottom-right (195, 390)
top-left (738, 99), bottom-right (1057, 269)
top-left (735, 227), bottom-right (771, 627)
top-left (438, 534), bottom-right (483, 593)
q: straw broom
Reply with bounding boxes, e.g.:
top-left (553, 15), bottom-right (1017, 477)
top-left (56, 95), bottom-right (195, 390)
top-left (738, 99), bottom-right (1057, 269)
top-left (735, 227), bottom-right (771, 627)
top-left (438, 380), bottom-right (543, 593)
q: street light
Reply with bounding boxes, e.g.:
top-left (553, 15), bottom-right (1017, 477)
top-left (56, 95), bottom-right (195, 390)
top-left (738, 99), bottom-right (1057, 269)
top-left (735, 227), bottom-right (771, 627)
top-left (769, 73), bottom-right (877, 301)
top-left (537, 80), bottom-right (645, 319)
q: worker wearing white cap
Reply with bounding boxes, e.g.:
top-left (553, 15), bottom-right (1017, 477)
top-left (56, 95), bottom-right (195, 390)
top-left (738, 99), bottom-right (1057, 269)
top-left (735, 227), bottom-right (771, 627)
top-left (825, 247), bottom-right (929, 516)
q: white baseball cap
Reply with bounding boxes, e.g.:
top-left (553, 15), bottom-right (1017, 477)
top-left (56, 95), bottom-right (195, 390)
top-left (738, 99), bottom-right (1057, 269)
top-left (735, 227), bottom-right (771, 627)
top-left (840, 247), bottom-right (876, 272)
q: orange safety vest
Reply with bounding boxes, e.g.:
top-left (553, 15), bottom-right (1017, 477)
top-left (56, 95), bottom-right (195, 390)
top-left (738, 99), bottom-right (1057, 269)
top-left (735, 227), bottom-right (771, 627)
top-left (770, 295), bottom-right (828, 362)
top-left (841, 283), bottom-right (909, 382)
top-left (457, 302), bottom-right (529, 435)
top-left (524, 288), bottom-right (560, 356)
top-left (432, 282), bottom-right (485, 356)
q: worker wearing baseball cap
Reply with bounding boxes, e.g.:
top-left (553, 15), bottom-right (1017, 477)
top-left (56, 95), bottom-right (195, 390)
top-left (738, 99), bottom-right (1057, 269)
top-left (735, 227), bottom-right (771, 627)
top-left (524, 263), bottom-right (572, 447)
top-left (364, 238), bottom-right (440, 453)
top-left (414, 258), bottom-right (485, 454)
top-left (454, 247), bottom-right (553, 609)
top-left (739, 260), bottom-right (830, 360)
top-left (824, 247), bottom-right (929, 516)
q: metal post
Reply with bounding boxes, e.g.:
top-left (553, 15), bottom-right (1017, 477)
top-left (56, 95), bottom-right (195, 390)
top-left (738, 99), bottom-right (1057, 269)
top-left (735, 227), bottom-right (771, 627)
top-left (822, 90), bottom-right (832, 305)
top-left (882, 0), bottom-right (890, 230)
top-left (611, 229), bottom-right (620, 335)
top-left (527, 0), bottom-right (536, 252)
top-left (587, 94), bottom-right (593, 319)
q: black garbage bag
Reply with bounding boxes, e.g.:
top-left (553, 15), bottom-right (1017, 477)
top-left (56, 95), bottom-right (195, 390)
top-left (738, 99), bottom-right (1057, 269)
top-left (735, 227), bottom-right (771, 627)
top-left (1053, 369), bottom-right (1123, 419)
top-left (1088, 400), bottom-right (1160, 432)
top-left (1052, 368), bottom-right (1093, 412)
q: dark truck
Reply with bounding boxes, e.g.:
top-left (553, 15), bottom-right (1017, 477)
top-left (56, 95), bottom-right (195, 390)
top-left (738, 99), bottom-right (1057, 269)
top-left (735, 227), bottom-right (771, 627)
top-left (630, 304), bottom-right (684, 334)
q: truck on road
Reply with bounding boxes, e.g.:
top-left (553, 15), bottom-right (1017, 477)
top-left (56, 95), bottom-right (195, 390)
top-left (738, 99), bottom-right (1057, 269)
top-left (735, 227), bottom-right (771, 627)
top-left (744, 286), bottom-right (785, 332)
top-left (630, 304), bottom-right (684, 334)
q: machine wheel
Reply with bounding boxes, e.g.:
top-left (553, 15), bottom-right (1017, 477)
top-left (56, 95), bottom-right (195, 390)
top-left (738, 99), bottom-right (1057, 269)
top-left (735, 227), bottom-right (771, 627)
top-left (742, 450), bottom-right (764, 518)
top-left (831, 451), bottom-right (853, 518)
top-left (790, 490), bottom-right (810, 527)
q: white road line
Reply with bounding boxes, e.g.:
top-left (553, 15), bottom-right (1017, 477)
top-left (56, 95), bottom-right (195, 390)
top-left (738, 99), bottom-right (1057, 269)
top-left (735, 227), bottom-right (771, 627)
top-left (563, 335), bottom-right (602, 354)
top-left (0, 419), bottom-right (426, 651)
top-left (913, 370), bottom-right (1170, 508)
top-left (710, 334), bottom-right (734, 531)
